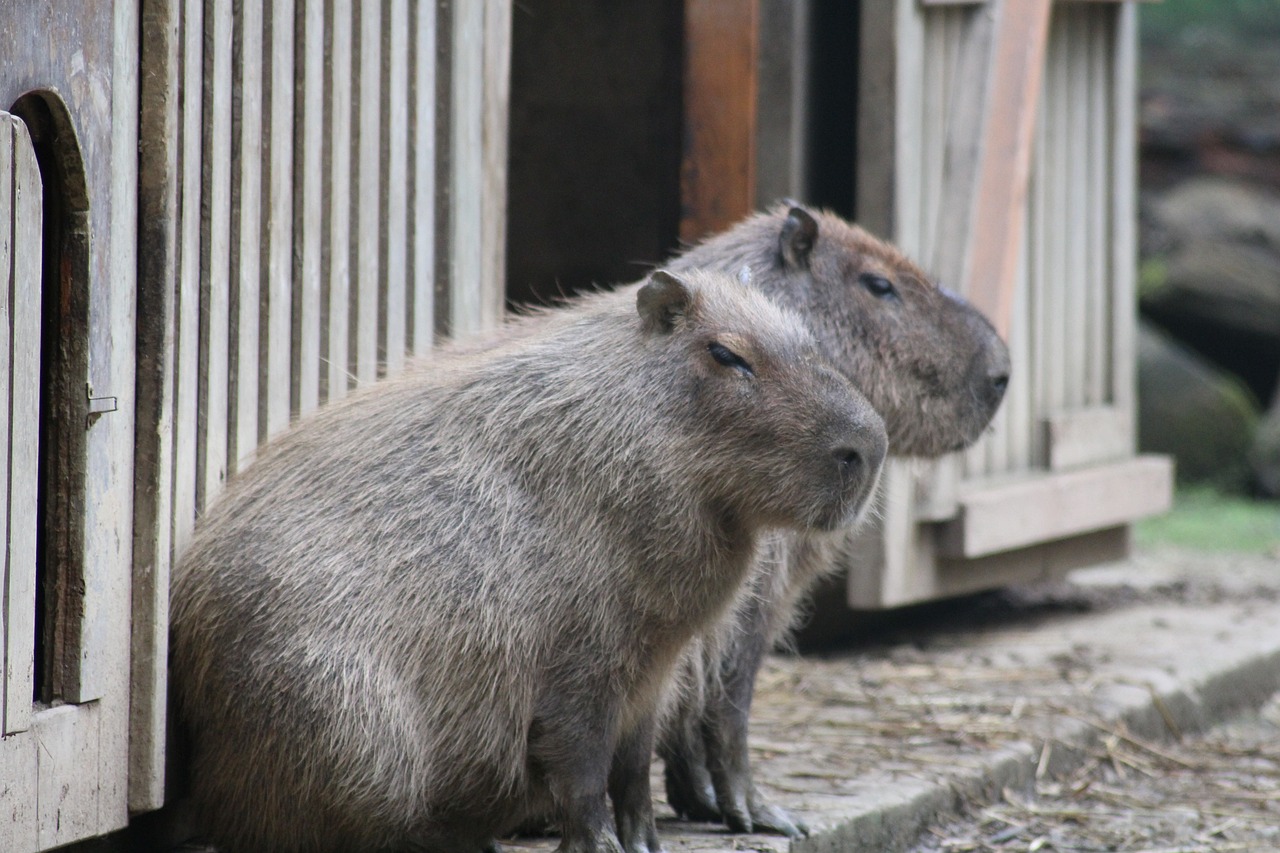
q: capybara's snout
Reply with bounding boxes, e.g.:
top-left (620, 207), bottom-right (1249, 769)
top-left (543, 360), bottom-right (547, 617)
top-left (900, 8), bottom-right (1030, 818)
top-left (806, 378), bottom-right (887, 531)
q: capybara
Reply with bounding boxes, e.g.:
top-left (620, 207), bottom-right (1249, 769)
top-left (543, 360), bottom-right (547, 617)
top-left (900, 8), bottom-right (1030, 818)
top-left (650, 204), bottom-right (1011, 836)
top-left (169, 269), bottom-right (888, 853)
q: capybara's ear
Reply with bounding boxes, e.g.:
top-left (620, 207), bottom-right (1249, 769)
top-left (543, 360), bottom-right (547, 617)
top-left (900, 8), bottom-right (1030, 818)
top-left (780, 206), bottom-right (818, 270)
top-left (637, 270), bottom-right (693, 334)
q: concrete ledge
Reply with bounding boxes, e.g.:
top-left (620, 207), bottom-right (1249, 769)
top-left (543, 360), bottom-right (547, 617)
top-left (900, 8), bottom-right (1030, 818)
top-left (645, 548), bottom-right (1280, 852)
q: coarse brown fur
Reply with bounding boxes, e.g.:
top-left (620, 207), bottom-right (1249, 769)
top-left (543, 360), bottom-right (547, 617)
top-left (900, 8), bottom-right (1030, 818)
top-left (493, 205), bottom-right (1010, 837)
top-left (169, 269), bottom-right (887, 853)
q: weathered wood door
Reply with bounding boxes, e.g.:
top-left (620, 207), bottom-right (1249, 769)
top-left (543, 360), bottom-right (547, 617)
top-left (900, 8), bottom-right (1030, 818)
top-left (0, 2), bottom-right (141, 849)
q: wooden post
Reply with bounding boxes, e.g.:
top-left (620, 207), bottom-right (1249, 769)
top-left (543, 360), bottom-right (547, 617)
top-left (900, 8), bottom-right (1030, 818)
top-left (680, 0), bottom-right (759, 243)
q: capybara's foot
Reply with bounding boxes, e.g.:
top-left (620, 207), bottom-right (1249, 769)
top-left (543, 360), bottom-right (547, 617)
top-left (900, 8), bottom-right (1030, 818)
top-left (663, 763), bottom-right (720, 823)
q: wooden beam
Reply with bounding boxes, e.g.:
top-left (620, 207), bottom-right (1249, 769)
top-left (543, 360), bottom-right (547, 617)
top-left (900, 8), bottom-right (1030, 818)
top-left (680, 0), bottom-right (758, 242)
top-left (936, 455), bottom-right (1173, 559)
top-left (960, 0), bottom-right (1053, 340)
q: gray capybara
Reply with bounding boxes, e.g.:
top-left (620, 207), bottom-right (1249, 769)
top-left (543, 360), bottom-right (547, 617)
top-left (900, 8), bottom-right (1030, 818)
top-left (169, 268), bottom-right (887, 853)
top-left (648, 204), bottom-right (1010, 836)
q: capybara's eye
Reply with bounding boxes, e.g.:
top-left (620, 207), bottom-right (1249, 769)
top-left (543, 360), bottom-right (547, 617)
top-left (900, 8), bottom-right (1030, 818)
top-left (859, 273), bottom-right (898, 300)
top-left (708, 342), bottom-right (754, 377)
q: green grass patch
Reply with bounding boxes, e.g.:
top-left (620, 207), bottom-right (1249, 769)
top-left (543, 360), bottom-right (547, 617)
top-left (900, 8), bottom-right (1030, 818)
top-left (1136, 487), bottom-right (1280, 553)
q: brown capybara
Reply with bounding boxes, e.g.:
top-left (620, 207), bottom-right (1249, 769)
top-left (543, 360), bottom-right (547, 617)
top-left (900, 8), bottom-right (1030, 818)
top-left (649, 204), bottom-right (1010, 836)
top-left (168, 269), bottom-right (887, 853)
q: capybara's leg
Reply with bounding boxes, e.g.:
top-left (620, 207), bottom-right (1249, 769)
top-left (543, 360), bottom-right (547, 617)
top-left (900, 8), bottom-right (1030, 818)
top-left (704, 606), bottom-right (807, 838)
top-left (530, 707), bottom-right (624, 853)
top-left (609, 716), bottom-right (663, 853)
top-left (660, 710), bottom-right (720, 823)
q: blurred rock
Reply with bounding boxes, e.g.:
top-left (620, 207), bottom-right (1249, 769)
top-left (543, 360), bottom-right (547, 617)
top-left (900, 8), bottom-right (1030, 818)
top-left (1155, 178), bottom-right (1280, 249)
top-left (1138, 322), bottom-right (1259, 491)
top-left (1139, 179), bottom-right (1280, 407)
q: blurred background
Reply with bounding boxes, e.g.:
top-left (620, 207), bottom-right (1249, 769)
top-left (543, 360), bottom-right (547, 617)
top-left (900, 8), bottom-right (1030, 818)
top-left (1135, 0), bottom-right (1280, 550)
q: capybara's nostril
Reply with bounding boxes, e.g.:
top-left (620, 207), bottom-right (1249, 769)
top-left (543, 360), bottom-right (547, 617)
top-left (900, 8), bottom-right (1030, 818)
top-left (991, 372), bottom-right (1009, 396)
top-left (834, 448), bottom-right (862, 473)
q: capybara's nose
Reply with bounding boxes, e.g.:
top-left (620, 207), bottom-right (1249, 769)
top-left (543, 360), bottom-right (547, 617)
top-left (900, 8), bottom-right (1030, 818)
top-left (833, 423), bottom-right (887, 485)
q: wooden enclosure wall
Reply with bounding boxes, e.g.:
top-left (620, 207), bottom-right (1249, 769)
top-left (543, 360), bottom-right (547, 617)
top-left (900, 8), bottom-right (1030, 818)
top-left (131, 0), bottom-right (510, 813)
top-left (848, 0), bottom-right (1170, 608)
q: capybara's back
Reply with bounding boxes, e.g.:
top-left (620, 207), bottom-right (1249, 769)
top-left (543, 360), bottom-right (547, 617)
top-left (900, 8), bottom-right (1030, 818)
top-left (169, 269), bottom-right (886, 852)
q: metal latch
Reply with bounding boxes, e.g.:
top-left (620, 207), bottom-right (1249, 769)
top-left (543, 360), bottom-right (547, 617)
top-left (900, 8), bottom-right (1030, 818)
top-left (86, 383), bottom-right (118, 426)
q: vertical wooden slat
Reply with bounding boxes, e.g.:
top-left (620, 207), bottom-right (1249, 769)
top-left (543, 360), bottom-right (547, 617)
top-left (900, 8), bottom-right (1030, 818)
top-left (920, 10), bottom-right (946, 262)
top-left (409, 0), bottom-right (436, 357)
top-left (198, 0), bottom-right (233, 509)
top-left (1030, 70), bottom-right (1049, 468)
top-left (479, 0), bottom-right (510, 328)
top-left (679, 0), bottom-right (758, 244)
top-left (1065, 7), bottom-right (1088, 410)
top-left (173, 0), bottom-right (204, 553)
top-left (262, 0), bottom-right (295, 437)
top-left (1, 114), bottom-right (37, 737)
top-left (1044, 10), bottom-right (1066, 417)
top-left (293, 0), bottom-right (323, 416)
top-left (0, 119), bottom-right (14, 735)
top-left (228, 0), bottom-right (263, 471)
top-left (1086, 5), bottom-right (1109, 406)
top-left (131, 0), bottom-right (181, 810)
top-left (447, 0), bottom-right (482, 334)
top-left (322, 0), bottom-right (353, 402)
top-left (381, 0), bottom-right (408, 376)
top-left (1110, 2), bottom-right (1136, 429)
top-left (352, 0), bottom-right (381, 385)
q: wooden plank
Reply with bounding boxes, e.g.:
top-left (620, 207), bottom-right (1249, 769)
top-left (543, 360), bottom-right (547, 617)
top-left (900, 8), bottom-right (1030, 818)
top-left (1086, 4), bottom-right (1108, 406)
top-left (0, 729), bottom-right (37, 851)
top-left (931, 0), bottom-right (998, 285)
top-left (293, 0), bottom-right (323, 416)
top-left (198, 0), bottom-right (233, 509)
top-left (932, 526), bottom-right (1128, 602)
top-left (1006, 216), bottom-right (1033, 471)
top-left (0, 116), bottom-right (17, 735)
top-left (1064, 6), bottom-right (1088, 410)
top-left (1044, 10), bottom-right (1066, 415)
top-left (131, 0), bottom-right (182, 811)
top-left (679, 0), bottom-right (758, 243)
top-left (855, 0), bottom-right (900, 239)
top-left (262, 0), bottom-right (295, 437)
top-left (447, 0), bottom-right (482, 336)
top-left (382, 0), bottom-right (408, 376)
top-left (1044, 405), bottom-right (1130, 471)
top-left (322, 0), bottom-right (353, 401)
top-left (1110, 3), bottom-right (1137, 424)
top-left (173, 0), bottom-right (205, 554)
top-left (353, 0), bottom-right (381, 384)
top-left (479, 0), bottom-right (511, 329)
top-left (937, 455), bottom-right (1173, 559)
top-left (959, 0), bottom-right (1053, 340)
top-left (35, 705), bottom-right (100, 850)
top-left (6, 114), bottom-right (40, 736)
top-left (102, 0), bottom-right (143, 826)
top-left (754, 0), bottom-right (809, 205)
top-left (1029, 68), bottom-right (1049, 468)
top-left (409, 0), bottom-right (435, 356)
top-left (228, 0), bottom-right (263, 472)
